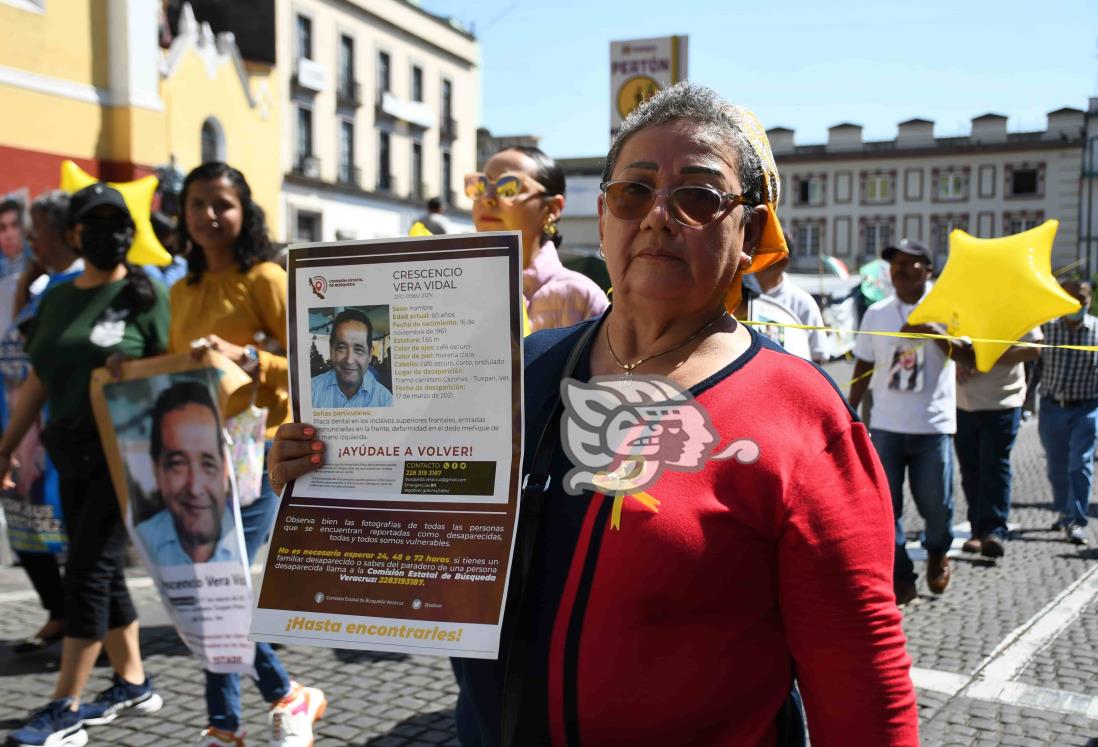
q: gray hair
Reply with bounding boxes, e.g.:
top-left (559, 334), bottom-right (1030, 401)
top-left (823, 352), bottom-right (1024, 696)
top-left (602, 82), bottom-right (765, 228)
top-left (29, 190), bottom-right (71, 235)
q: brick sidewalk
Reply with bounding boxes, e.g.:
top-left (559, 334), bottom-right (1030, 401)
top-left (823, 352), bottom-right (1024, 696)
top-left (900, 420), bottom-right (1098, 746)
top-left (1, 384), bottom-right (1097, 744)
top-left (0, 581), bottom-right (463, 746)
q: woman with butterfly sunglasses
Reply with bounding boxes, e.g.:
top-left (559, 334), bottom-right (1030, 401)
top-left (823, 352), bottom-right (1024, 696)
top-left (465, 146), bottom-right (607, 332)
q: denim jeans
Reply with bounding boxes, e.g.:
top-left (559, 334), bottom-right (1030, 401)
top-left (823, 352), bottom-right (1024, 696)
top-left (869, 429), bottom-right (954, 586)
top-left (1038, 397), bottom-right (1098, 528)
top-left (955, 407), bottom-right (1021, 540)
top-left (205, 445), bottom-right (291, 731)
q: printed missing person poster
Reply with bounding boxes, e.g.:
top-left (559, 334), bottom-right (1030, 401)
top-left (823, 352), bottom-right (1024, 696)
top-left (252, 232), bottom-right (523, 659)
top-left (90, 352), bottom-right (255, 672)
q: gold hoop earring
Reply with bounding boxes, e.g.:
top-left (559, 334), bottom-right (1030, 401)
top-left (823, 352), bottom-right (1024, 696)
top-left (598, 243), bottom-right (606, 260)
top-left (542, 219), bottom-right (559, 238)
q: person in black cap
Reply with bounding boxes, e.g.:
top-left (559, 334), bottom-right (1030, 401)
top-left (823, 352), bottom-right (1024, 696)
top-left (414, 196), bottom-right (451, 235)
top-left (0, 182), bottom-right (170, 746)
top-left (849, 238), bottom-right (974, 606)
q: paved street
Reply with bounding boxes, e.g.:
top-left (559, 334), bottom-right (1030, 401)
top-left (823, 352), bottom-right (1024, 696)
top-left (1, 360), bottom-right (1097, 745)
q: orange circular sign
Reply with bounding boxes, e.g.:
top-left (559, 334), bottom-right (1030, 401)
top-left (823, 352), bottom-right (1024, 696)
top-left (617, 75), bottom-right (661, 118)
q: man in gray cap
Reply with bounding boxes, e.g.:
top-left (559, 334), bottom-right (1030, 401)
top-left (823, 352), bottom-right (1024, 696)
top-left (849, 239), bottom-right (974, 605)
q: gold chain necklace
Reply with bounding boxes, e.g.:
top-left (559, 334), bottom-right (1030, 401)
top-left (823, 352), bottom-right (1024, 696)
top-left (605, 309), bottom-right (730, 377)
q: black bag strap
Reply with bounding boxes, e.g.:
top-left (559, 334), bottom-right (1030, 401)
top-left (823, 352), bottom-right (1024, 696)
top-left (500, 319), bottom-right (600, 747)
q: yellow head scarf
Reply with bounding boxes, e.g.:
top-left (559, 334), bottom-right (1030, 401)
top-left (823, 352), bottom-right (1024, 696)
top-left (723, 106), bottom-right (788, 312)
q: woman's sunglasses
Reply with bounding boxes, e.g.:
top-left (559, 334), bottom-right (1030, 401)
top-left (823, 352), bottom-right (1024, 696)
top-left (464, 173), bottom-right (546, 202)
top-left (600, 180), bottom-right (751, 227)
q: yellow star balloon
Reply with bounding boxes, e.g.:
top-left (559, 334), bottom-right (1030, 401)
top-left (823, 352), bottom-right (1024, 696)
top-left (907, 220), bottom-right (1079, 372)
top-left (60, 160), bottom-right (172, 267)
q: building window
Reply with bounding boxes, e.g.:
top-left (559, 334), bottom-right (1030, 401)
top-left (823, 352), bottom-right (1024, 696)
top-left (339, 120), bottom-right (355, 184)
top-left (200, 117), bottom-right (224, 163)
top-left (933, 168), bottom-right (968, 202)
top-left (1006, 163), bottom-right (1044, 198)
top-left (794, 175), bottom-right (825, 206)
top-left (976, 211), bottom-right (995, 237)
top-left (931, 214), bottom-right (969, 259)
top-left (903, 168), bottom-right (924, 201)
top-left (296, 106), bottom-right (313, 166)
top-left (1012, 170), bottom-right (1038, 195)
top-left (978, 164), bottom-right (996, 198)
top-left (861, 171), bottom-right (895, 204)
top-left (441, 78), bottom-right (454, 137)
top-left (296, 14), bottom-right (312, 61)
top-left (834, 171), bottom-right (853, 203)
top-left (377, 51), bottom-right (391, 97)
top-left (378, 131), bottom-right (392, 191)
top-left (833, 216), bottom-right (852, 257)
top-left (338, 35), bottom-right (355, 100)
top-left (1003, 211), bottom-right (1044, 234)
top-left (902, 215), bottom-right (923, 243)
top-left (441, 150), bottom-right (453, 205)
top-left (295, 210), bottom-right (321, 242)
top-left (792, 220), bottom-right (825, 256)
top-left (862, 219), bottom-right (894, 257)
top-left (411, 142), bottom-right (423, 199)
top-left (411, 65), bottom-right (424, 103)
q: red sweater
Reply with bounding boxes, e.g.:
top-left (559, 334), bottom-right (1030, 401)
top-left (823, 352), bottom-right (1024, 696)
top-left (453, 322), bottom-right (919, 746)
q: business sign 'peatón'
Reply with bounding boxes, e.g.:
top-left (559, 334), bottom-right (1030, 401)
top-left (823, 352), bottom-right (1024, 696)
top-left (610, 36), bottom-right (688, 139)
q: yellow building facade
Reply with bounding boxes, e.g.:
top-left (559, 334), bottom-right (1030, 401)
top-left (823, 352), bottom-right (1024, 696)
top-left (0, 0), bottom-right (281, 231)
top-left (160, 4), bottom-right (281, 229)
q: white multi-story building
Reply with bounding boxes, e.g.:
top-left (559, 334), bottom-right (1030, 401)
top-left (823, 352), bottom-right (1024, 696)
top-left (278, 0), bottom-right (478, 241)
top-left (558, 102), bottom-right (1095, 276)
top-left (771, 106), bottom-right (1087, 272)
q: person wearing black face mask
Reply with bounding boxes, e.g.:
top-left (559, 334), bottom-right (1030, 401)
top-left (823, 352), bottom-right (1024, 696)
top-left (0, 182), bottom-right (170, 747)
top-left (76, 211), bottom-right (133, 269)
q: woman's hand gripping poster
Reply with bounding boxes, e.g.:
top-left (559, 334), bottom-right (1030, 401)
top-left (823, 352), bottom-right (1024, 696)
top-left (251, 232), bottom-right (524, 659)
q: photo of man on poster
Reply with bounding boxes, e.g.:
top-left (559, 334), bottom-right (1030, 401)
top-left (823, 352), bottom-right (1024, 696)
top-left (134, 380), bottom-right (240, 566)
top-left (310, 306), bottom-right (393, 408)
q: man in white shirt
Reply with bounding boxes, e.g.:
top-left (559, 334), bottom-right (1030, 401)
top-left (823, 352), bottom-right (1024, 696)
top-left (754, 252), bottom-right (828, 363)
top-left (848, 239), bottom-right (975, 605)
top-left (736, 280), bottom-right (813, 361)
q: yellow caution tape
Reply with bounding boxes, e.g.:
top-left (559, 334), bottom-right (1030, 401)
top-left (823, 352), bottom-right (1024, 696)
top-left (739, 319), bottom-right (1098, 353)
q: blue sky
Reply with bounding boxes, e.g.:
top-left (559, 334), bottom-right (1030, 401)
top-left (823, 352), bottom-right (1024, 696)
top-left (419, 0), bottom-right (1098, 158)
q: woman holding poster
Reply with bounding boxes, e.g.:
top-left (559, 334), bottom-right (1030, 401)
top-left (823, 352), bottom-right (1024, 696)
top-left (468, 145), bottom-right (607, 332)
top-left (171, 162), bottom-right (325, 747)
top-left (0, 183), bottom-right (169, 747)
top-left (272, 84), bottom-right (918, 745)
top-left (0, 189), bottom-right (82, 655)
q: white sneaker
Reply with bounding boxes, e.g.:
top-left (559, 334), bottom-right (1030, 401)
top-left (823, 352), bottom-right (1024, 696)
top-left (268, 682), bottom-right (326, 747)
top-left (196, 726), bottom-right (247, 746)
